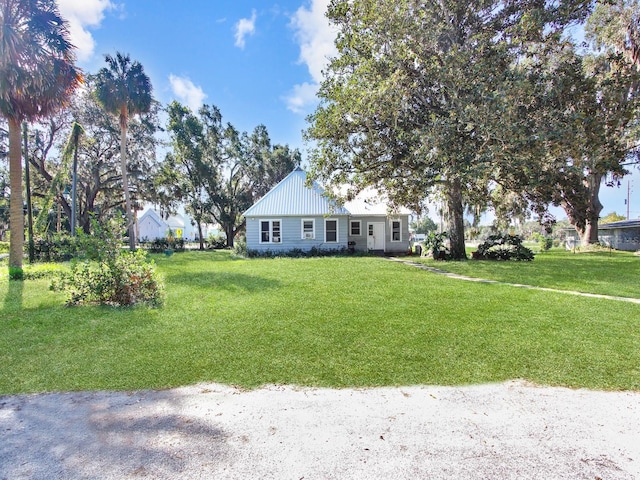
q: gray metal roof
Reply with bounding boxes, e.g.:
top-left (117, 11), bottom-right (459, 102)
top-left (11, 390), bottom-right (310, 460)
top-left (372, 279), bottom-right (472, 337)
top-left (244, 168), bottom-right (350, 217)
top-left (600, 219), bottom-right (640, 230)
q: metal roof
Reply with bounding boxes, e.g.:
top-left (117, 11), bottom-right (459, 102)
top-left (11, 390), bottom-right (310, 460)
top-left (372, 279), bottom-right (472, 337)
top-left (244, 168), bottom-right (349, 217)
top-left (600, 219), bottom-right (640, 230)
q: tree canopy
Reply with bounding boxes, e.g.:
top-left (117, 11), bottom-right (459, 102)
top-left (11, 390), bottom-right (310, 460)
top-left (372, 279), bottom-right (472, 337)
top-left (306, 0), bottom-right (593, 259)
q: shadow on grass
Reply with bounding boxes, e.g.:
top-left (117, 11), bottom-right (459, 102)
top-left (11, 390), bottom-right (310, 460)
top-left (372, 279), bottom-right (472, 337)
top-left (2, 278), bottom-right (23, 312)
top-left (165, 271), bottom-right (282, 293)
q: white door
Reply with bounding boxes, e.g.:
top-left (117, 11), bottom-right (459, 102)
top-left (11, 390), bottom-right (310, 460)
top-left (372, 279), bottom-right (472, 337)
top-left (367, 222), bottom-right (385, 251)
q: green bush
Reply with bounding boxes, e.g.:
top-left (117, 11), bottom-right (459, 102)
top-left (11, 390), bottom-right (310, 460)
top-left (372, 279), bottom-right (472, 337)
top-left (423, 231), bottom-right (449, 259)
top-left (51, 249), bottom-right (164, 307)
top-left (8, 266), bottom-right (23, 281)
top-left (474, 234), bottom-right (534, 261)
top-left (0, 241), bottom-right (9, 254)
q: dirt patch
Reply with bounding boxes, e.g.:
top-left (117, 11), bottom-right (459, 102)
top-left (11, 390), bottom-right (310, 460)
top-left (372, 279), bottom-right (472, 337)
top-left (1, 380), bottom-right (639, 479)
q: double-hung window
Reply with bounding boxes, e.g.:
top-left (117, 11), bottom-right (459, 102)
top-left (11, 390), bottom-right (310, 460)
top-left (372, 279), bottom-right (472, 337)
top-left (391, 219), bottom-right (402, 242)
top-left (301, 219), bottom-right (315, 239)
top-left (350, 220), bottom-right (361, 236)
top-left (325, 219), bottom-right (338, 243)
top-left (260, 220), bottom-right (281, 244)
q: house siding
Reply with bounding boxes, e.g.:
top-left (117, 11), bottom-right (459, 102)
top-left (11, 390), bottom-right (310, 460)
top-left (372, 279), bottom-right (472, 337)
top-left (246, 216), bottom-right (349, 253)
top-left (348, 215), bottom-right (411, 253)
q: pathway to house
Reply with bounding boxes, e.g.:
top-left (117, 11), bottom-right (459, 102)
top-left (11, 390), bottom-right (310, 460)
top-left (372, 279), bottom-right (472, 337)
top-left (387, 257), bottom-right (640, 305)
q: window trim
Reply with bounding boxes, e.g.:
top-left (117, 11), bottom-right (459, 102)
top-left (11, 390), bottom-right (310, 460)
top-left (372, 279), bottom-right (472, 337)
top-left (301, 218), bottom-right (315, 239)
top-left (390, 218), bottom-right (402, 242)
top-left (259, 219), bottom-right (282, 244)
top-left (350, 220), bottom-right (362, 236)
top-left (324, 218), bottom-right (338, 243)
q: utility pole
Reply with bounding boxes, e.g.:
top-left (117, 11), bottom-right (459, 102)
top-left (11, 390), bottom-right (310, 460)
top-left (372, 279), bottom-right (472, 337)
top-left (627, 181), bottom-right (631, 220)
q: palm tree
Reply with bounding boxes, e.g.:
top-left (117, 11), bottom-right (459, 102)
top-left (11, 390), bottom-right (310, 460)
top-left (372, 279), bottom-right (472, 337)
top-left (0, 0), bottom-right (82, 274)
top-left (94, 53), bottom-right (152, 251)
top-left (63, 121), bottom-right (84, 236)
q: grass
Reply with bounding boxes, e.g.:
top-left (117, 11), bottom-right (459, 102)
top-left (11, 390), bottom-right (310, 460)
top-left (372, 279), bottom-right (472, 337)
top-left (415, 248), bottom-right (640, 299)
top-left (1, 250), bottom-right (639, 395)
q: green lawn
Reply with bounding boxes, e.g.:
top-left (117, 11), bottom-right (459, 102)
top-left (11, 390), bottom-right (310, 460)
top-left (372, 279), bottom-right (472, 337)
top-left (416, 248), bottom-right (640, 299)
top-left (1, 251), bottom-right (639, 395)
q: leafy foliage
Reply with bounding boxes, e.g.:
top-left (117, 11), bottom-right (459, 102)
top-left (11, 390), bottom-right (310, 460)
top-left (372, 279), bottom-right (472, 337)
top-left (423, 232), bottom-right (449, 260)
top-left (51, 249), bottom-right (164, 307)
top-left (50, 219), bottom-right (164, 307)
top-left (474, 234), bottom-right (534, 261)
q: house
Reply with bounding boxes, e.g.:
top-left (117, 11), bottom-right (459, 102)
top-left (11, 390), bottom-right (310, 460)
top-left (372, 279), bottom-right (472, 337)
top-left (243, 168), bottom-right (411, 254)
top-left (137, 208), bottom-right (219, 242)
top-left (565, 219), bottom-right (640, 251)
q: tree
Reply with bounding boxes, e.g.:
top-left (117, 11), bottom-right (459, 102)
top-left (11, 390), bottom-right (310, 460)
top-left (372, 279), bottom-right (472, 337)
top-left (162, 101), bottom-right (210, 250)
top-left (306, 0), bottom-right (590, 259)
top-left (64, 121), bottom-right (83, 235)
top-left (411, 216), bottom-right (437, 235)
top-left (0, 0), bottom-right (81, 273)
top-left (601, 211), bottom-right (627, 224)
top-left (26, 83), bottom-right (158, 236)
top-left (94, 52), bottom-right (153, 251)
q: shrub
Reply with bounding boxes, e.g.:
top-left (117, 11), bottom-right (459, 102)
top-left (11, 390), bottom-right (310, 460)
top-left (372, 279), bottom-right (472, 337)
top-left (8, 266), bottom-right (24, 281)
top-left (0, 241), bottom-right (9, 254)
top-left (423, 231), bottom-right (449, 259)
top-left (474, 234), bottom-right (534, 261)
top-left (51, 249), bottom-right (164, 307)
top-left (206, 234), bottom-right (227, 250)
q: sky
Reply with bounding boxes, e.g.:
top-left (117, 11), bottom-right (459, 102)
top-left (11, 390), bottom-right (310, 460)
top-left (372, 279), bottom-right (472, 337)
top-left (56, 0), bottom-right (639, 222)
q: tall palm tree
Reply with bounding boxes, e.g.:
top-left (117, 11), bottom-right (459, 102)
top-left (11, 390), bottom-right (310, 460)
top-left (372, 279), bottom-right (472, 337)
top-left (0, 0), bottom-right (82, 273)
top-left (94, 53), bottom-right (152, 251)
top-left (63, 121), bottom-right (84, 236)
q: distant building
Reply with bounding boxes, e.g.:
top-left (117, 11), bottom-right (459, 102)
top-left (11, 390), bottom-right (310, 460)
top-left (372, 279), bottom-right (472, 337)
top-left (565, 219), bottom-right (640, 251)
top-left (137, 208), bottom-right (219, 242)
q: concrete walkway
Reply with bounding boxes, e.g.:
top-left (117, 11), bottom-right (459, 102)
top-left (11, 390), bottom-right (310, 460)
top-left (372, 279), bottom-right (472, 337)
top-left (387, 257), bottom-right (640, 305)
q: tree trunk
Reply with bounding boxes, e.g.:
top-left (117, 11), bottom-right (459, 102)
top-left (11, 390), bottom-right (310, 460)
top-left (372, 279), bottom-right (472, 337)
top-left (120, 123), bottom-right (135, 251)
top-left (8, 117), bottom-right (24, 271)
top-left (197, 222), bottom-right (204, 250)
top-left (226, 223), bottom-right (235, 248)
top-left (579, 173), bottom-right (604, 247)
top-left (445, 177), bottom-right (467, 260)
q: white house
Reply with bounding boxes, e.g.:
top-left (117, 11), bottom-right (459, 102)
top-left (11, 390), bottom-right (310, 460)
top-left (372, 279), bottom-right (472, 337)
top-left (243, 168), bottom-right (411, 254)
top-left (137, 208), bottom-right (219, 242)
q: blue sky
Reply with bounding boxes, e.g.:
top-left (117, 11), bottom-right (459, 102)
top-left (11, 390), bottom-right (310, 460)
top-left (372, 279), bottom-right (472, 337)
top-left (56, 0), bottom-right (639, 221)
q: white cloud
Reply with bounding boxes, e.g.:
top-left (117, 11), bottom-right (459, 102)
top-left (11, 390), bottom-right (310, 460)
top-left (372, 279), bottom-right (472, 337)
top-left (234, 10), bottom-right (257, 49)
top-left (57, 0), bottom-right (115, 62)
top-left (169, 75), bottom-right (207, 112)
top-left (287, 0), bottom-right (338, 113)
top-left (283, 82), bottom-right (319, 114)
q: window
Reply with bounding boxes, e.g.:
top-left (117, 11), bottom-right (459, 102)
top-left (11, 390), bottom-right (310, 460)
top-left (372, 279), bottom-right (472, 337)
top-left (301, 219), bottom-right (315, 239)
top-left (260, 220), bottom-right (281, 244)
top-left (391, 219), bottom-right (401, 242)
top-left (350, 220), bottom-right (361, 236)
top-left (325, 219), bottom-right (338, 243)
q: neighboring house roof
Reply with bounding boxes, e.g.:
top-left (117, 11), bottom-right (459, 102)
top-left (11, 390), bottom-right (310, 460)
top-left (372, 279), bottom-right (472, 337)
top-left (139, 209), bottom-right (165, 227)
top-left (166, 214), bottom-right (185, 229)
top-left (600, 219), bottom-right (640, 230)
top-left (244, 167), bottom-right (349, 217)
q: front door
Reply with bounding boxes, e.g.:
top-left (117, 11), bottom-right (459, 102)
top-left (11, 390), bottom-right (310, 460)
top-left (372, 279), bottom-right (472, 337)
top-left (367, 222), bottom-right (385, 251)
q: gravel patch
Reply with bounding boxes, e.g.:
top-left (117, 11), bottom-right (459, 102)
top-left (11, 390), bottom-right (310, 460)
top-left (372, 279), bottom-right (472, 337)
top-left (1, 380), bottom-right (639, 479)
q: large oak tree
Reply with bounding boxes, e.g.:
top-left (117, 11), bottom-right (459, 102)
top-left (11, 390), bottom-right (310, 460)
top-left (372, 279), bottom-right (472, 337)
top-left (306, 0), bottom-right (590, 258)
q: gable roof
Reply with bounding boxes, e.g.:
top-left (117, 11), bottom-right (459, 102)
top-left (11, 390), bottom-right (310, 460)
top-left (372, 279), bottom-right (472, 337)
top-left (244, 167), bottom-right (349, 217)
top-left (139, 209), bottom-right (166, 227)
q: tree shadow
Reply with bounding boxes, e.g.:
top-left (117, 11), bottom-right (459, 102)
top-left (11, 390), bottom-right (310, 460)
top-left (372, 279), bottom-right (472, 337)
top-left (2, 278), bottom-right (24, 312)
top-left (0, 388), bottom-right (231, 478)
top-left (166, 271), bottom-right (282, 293)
